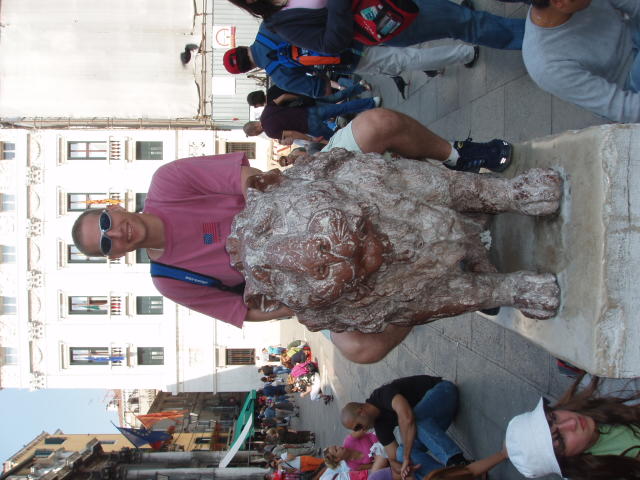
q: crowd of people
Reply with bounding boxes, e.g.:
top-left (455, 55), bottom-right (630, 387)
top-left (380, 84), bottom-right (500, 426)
top-left (253, 365), bottom-right (640, 480)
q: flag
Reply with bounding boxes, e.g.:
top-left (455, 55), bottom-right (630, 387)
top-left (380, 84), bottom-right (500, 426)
top-left (136, 410), bottom-right (188, 428)
top-left (113, 423), bottom-right (171, 449)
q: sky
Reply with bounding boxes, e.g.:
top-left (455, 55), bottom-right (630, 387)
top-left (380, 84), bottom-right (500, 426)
top-left (0, 389), bottom-right (120, 464)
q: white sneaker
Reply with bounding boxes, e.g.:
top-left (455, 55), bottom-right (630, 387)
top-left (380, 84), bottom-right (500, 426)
top-left (373, 96), bottom-right (382, 107)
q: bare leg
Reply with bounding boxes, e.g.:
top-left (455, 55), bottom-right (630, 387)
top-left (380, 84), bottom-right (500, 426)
top-left (330, 324), bottom-right (412, 364)
top-left (351, 108), bottom-right (453, 160)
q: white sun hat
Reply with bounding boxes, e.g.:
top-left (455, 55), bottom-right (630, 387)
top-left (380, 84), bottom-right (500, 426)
top-left (505, 397), bottom-right (563, 478)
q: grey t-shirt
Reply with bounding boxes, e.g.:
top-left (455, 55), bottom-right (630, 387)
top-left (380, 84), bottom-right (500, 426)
top-left (523, 0), bottom-right (640, 122)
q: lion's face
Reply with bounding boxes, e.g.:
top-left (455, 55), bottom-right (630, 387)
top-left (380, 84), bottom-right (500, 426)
top-left (228, 184), bottom-right (391, 311)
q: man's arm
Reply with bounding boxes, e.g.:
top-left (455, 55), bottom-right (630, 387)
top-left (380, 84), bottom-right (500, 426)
top-left (391, 394), bottom-right (416, 479)
top-left (527, 58), bottom-right (640, 123)
top-left (611, 0), bottom-right (640, 20)
top-left (245, 305), bottom-right (294, 322)
top-left (280, 130), bottom-right (324, 146)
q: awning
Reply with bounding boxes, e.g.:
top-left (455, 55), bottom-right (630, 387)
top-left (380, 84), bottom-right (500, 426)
top-left (219, 391), bottom-right (256, 468)
top-left (232, 390), bottom-right (257, 444)
top-left (219, 414), bottom-right (253, 467)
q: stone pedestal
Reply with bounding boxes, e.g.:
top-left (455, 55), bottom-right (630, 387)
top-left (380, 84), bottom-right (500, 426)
top-left (489, 124), bottom-right (640, 378)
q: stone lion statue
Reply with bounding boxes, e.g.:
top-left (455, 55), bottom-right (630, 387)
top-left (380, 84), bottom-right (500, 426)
top-left (227, 149), bottom-right (562, 333)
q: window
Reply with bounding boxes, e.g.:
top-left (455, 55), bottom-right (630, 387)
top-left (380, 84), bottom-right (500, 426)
top-left (70, 347), bottom-right (110, 365)
top-left (195, 437), bottom-right (211, 444)
top-left (99, 440), bottom-right (116, 445)
top-left (1, 347), bottom-right (18, 365)
top-left (135, 141), bottom-right (163, 160)
top-left (1, 142), bottom-right (15, 160)
top-left (44, 437), bottom-right (66, 445)
top-left (136, 248), bottom-right (151, 264)
top-left (1, 297), bottom-right (16, 314)
top-left (137, 347), bottom-right (164, 365)
top-left (69, 296), bottom-right (108, 315)
top-left (67, 193), bottom-right (108, 212)
top-left (226, 142), bottom-right (256, 159)
top-left (136, 296), bottom-right (163, 315)
top-left (1, 194), bottom-right (15, 212)
top-left (68, 141), bottom-right (107, 160)
top-left (135, 193), bottom-right (147, 213)
top-left (34, 449), bottom-right (53, 458)
top-left (68, 245), bottom-right (106, 264)
top-left (0, 245), bottom-right (15, 263)
top-left (225, 348), bottom-right (255, 366)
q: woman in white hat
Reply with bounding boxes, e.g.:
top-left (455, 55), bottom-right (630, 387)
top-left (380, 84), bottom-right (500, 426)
top-left (425, 375), bottom-right (640, 480)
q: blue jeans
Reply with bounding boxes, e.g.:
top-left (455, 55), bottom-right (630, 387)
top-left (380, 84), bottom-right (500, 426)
top-left (274, 366), bottom-right (291, 374)
top-left (307, 84), bottom-right (375, 138)
top-left (318, 81), bottom-right (366, 103)
top-left (628, 29), bottom-right (640, 92)
top-left (395, 381), bottom-right (462, 480)
top-left (386, 0), bottom-right (525, 50)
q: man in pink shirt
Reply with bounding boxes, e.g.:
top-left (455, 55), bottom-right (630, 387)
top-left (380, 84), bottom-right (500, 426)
top-left (71, 153), bottom-right (291, 326)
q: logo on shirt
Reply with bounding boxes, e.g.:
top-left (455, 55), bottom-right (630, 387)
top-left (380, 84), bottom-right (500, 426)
top-left (202, 222), bottom-right (220, 244)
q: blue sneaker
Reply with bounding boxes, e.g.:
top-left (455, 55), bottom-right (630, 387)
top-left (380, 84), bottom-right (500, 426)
top-left (449, 138), bottom-right (513, 173)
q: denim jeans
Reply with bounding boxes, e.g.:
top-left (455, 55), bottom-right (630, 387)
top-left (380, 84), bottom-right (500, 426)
top-left (307, 92), bottom-right (375, 138)
top-left (395, 381), bottom-right (462, 480)
top-left (628, 29), bottom-right (640, 92)
top-left (386, 0), bottom-right (525, 50)
top-left (318, 81), bottom-right (366, 103)
top-left (273, 366), bottom-right (291, 374)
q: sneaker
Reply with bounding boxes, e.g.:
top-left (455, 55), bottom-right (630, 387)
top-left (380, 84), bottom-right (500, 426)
top-left (390, 75), bottom-right (407, 99)
top-left (358, 79), bottom-right (372, 91)
top-left (464, 46), bottom-right (480, 69)
top-left (373, 96), bottom-right (382, 107)
top-left (448, 138), bottom-right (512, 173)
top-left (424, 69), bottom-right (443, 78)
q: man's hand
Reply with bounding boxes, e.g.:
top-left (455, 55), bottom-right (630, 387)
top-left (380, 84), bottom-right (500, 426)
top-left (400, 458), bottom-right (420, 479)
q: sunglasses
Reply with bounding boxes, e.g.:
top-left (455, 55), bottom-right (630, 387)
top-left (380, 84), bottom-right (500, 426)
top-left (98, 210), bottom-right (113, 256)
top-left (353, 423), bottom-right (364, 432)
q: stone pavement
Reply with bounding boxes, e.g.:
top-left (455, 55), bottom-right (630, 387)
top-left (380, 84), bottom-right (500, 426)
top-left (279, 2), bottom-right (624, 479)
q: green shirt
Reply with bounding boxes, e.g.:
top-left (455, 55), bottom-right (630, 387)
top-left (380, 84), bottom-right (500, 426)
top-left (586, 425), bottom-right (640, 458)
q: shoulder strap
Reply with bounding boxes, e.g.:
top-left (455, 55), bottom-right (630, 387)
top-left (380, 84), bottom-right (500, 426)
top-left (150, 260), bottom-right (245, 295)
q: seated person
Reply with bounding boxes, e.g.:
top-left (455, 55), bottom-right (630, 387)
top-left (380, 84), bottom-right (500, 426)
top-left (341, 375), bottom-right (467, 480)
top-left (523, 0), bottom-right (640, 122)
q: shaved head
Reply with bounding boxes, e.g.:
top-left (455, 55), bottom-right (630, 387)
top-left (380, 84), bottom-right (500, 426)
top-left (341, 402), bottom-right (364, 428)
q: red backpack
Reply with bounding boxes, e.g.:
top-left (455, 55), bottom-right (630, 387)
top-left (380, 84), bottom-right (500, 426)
top-left (351, 0), bottom-right (419, 45)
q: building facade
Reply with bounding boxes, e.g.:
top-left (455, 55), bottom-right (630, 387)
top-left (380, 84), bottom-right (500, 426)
top-left (0, 127), bottom-right (283, 393)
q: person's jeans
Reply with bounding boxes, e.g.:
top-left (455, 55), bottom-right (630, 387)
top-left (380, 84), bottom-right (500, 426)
top-left (386, 0), bottom-right (525, 50)
top-left (395, 381), bottom-right (462, 480)
top-left (318, 81), bottom-right (366, 103)
top-left (307, 97), bottom-right (375, 138)
top-left (628, 29), bottom-right (640, 92)
top-left (274, 366), bottom-right (291, 374)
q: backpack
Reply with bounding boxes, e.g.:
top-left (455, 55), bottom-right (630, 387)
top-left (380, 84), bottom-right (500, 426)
top-left (256, 32), bottom-right (342, 75)
top-left (351, 0), bottom-right (419, 45)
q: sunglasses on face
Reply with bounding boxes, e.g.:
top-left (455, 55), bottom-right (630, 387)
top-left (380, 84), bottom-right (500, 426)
top-left (544, 407), bottom-right (566, 456)
top-left (353, 423), bottom-right (364, 432)
top-left (98, 210), bottom-right (113, 256)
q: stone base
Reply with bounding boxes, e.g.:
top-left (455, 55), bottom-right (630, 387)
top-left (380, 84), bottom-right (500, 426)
top-left (489, 124), bottom-right (640, 378)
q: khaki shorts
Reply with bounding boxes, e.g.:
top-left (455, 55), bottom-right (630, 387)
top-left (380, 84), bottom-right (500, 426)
top-left (321, 121), bottom-right (393, 159)
top-left (321, 121), bottom-right (362, 153)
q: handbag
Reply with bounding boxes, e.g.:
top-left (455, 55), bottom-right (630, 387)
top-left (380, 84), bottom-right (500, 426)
top-left (351, 0), bottom-right (419, 45)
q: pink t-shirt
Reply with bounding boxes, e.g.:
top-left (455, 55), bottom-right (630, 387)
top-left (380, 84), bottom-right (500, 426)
top-left (343, 432), bottom-right (378, 470)
top-left (143, 153), bottom-right (249, 327)
top-left (282, 0), bottom-right (327, 10)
